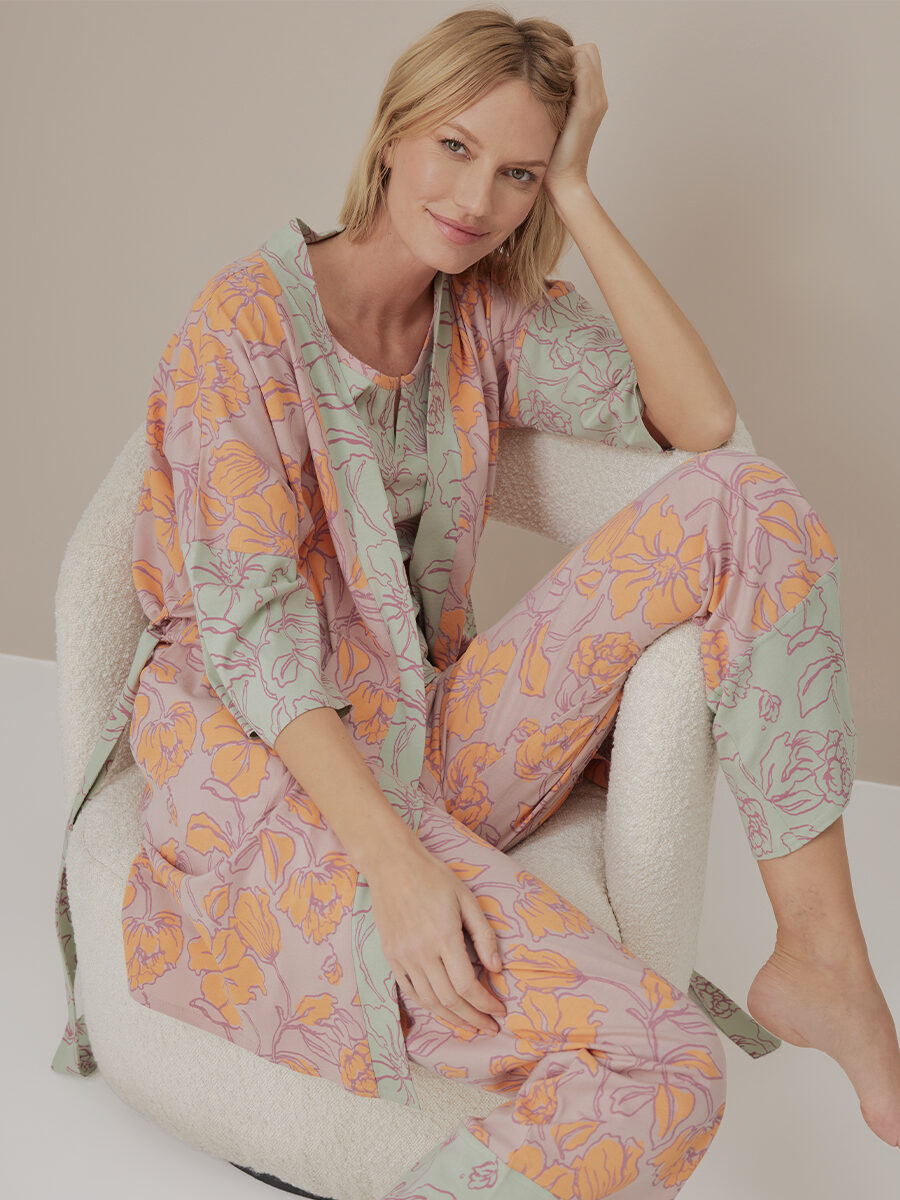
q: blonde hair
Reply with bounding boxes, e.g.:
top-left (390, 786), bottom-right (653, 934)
top-left (337, 5), bottom-right (576, 306)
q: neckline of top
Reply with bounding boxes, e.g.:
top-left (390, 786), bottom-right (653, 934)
top-left (294, 217), bottom-right (444, 388)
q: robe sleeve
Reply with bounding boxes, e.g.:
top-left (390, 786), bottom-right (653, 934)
top-left (161, 270), bottom-right (348, 748)
top-left (491, 278), bottom-right (668, 453)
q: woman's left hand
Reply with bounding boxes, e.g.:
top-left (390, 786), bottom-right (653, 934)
top-left (543, 43), bottom-right (608, 204)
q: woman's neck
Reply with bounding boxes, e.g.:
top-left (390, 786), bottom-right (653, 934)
top-left (310, 207), bottom-right (436, 339)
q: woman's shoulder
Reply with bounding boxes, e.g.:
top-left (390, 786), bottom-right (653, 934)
top-left (451, 267), bottom-right (575, 324)
top-left (179, 217), bottom-right (310, 328)
top-left (449, 268), bottom-right (579, 362)
top-left (171, 239), bottom-right (302, 359)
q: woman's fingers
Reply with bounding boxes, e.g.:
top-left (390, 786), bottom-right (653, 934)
top-left (458, 883), bottom-right (504, 975)
top-left (411, 955), bottom-right (502, 1036)
top-left (400, 960), bottom-right (487, 1036)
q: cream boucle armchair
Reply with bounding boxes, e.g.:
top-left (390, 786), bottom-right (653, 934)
top-left (55, 414), bottom-right (759, 1198)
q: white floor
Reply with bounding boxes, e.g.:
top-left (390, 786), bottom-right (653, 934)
top-left (2, 651), bottom-right (898, 1199)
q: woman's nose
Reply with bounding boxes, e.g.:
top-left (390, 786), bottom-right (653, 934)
top-left (453, 167), bottom-right (494, 223)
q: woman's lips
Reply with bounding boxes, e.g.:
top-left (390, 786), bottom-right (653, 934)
top-left (428, 211), bottom-right (487, 245)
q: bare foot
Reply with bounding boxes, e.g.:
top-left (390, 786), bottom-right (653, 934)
top-left (747, 943), bottom-right (900, 1148)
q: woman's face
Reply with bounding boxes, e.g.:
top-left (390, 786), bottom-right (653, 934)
top-left (381, 77), bottom-right (559, 273)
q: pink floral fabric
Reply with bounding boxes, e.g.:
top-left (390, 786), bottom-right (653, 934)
top-left (52, 218), bottom-right (856, 1197)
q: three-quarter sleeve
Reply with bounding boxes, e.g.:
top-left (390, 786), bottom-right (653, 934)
top-left (493, 278), bottom-right (667, 453)
top-left (162, 270), bottom-right (347, 747)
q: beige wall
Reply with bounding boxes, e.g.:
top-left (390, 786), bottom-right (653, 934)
top-left (3, 0), bottom-right (897, 782)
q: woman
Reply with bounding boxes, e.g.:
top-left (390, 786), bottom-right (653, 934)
top-left (53, 5), bottom-right (899, 1195)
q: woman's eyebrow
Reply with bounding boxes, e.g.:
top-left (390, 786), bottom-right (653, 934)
top-left (445, 121), bottom-right (548, 168)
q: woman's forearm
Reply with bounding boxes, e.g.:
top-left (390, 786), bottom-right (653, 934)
top-left (547, 182), bottom-right (736, 451)
top-left (273, 706), bottom-right (418, 878)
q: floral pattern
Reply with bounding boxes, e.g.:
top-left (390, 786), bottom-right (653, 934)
top-left (52, 216), bottom-right (857, 1197)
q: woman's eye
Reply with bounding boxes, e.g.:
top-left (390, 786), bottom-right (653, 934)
top-left (440, 138), bottom-right (535, 184)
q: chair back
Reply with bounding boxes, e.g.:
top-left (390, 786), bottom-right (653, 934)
top-left (55, 423), bottom-right (148, 809)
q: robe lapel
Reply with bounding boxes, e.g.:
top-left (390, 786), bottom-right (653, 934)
top-left (260, 218), bottom-right (445, 798)
top-left (259, 218), bottom-right (470, 1109)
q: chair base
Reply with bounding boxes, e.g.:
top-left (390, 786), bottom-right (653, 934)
top-left (230, 1161), bottom-right (335, 1198)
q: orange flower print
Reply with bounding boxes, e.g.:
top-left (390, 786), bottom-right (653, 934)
top-left (338, 1042), bottom-right (379, 1098)
top-left (204, 256), bottom-right (285, 348)
top-left (640, 968), bottom-right (680, 1012)
top-left (444, 637), bottom-right (516, 739)
top-left (433, 1062), bottom-right (470, 1081)
top-left (501, 944), bottom-right (594, 996)
top-left (203, 884), bottom-right (231, 921)
top-left (757, 498), bottom-right (805, 550)
top-left (442, 741), bottom-right (504, 831)
top-left (700, 627), bottom-right (730, 691)
top-left (260, 830), bottom-right (295, 888)
top-left (147, 840), bottom-right (185, 895)
top-left (320, 948), bottom-right (343, 987)
top-left (511, 1144), bottom-right (564, 1188)
top-left (597, 497), bottom-right (706, 627)
top-left (513, 715), bottom-right (597, 785)
top-left (550, 1111), bottom-right (604, 1156)
top-left (130, 694), bottom-right (197, 788)
top-left (435, 604), bottom-right (471, 672)
top-left (512, 1070), bottom-right (562, 1126)
top-left (346, 679), bottom-right (397, 746)
top-left (123, 910), bottom-right (184, 989)
top-left (335, 636), bottom-right (372, 692)
top-left (200, 708), bottom-right (271, 802)
top-left (805, 508), bottom-right (837, 560)
top-left (730, 459), bottom-right (786, 490)
top-left (569, 631), bottom-right (641, 691)
top-left (581, 502), bottom-right (641, 578)
top-left (653, 1083), bottom-right (699, 1141)
top-left (282, 785), bottom-right (328, 828)
top-left (775, 558), bottom-right (820, 615)
top-left (276, 852), bottom-right (357, 943)
top-left (258, 373), bottom-right (302, 424)
top-left (206, 436), bottom-right (270, 506)
top-left (230, 887), bottom-right (281, 962)
top-left (519, 621), bottom-right (552, 698)
top-left (750, 585), bottom-right (780, 636)
top-left (230, 480), bottom-right (298, 559)
top-left (507, 990), bottom-right (606, 1058)
top-left (186, 811), bottom-right (233, 858)
top-left (171, 319), bottom-right (249, 432)
top-left (648, 1103), bottom-right (725, 1188)
top-left (513, 871), bottom-right (595, 940)
top-left (573, 1136), bottom-right (644, 1198)
top-left (186, 925), bottom-right (266, 1028)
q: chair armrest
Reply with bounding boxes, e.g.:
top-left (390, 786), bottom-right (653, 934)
top-left (602, 621), bottom-right (719, 993)
top-left (491, 412), bottom-right (756, 545)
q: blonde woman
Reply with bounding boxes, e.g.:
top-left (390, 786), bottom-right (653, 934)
top-left (53, 5), bottom-right (899, 1195)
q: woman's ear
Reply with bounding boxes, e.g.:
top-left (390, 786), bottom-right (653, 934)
top-left (381, 141), bottom-right (394, 170)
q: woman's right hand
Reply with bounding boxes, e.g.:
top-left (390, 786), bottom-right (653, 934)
top-left (366, 836), bottom-right (508, 1036)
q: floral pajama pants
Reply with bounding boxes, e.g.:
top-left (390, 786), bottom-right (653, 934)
top-left (380, 448), bottom-right (856, 1198)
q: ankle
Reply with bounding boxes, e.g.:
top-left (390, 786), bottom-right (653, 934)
top-left (773, 930), bottom-right (872, 975)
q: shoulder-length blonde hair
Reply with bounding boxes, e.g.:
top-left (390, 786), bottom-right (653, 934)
top-left (337, 6), bottom-right (576, 307)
